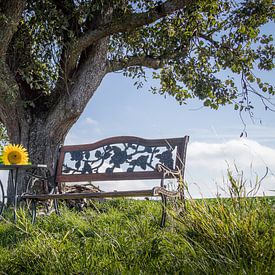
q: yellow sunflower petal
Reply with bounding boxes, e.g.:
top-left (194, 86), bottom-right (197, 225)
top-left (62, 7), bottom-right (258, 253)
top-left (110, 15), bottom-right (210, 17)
top-left (2, 144), bottom-right (29, 165)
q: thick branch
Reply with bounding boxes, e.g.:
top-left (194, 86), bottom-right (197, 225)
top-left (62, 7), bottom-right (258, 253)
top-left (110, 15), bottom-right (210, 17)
top-left (0, 0), bottom-right (26, 57)
top-left (107, 44), bottom-right (190, 73)
top-left (107, 55), bottom-right (165, 72)
top-left (79, 0), bottom-right (192, 50)
top-left (67, 0), bottom-right (193, 75)
top-left (0, 1), bottom-right (25, 119)
top-left (46, 38), bottom-right (109, 138)
top-left (0, 61), bottom-right (19, 110)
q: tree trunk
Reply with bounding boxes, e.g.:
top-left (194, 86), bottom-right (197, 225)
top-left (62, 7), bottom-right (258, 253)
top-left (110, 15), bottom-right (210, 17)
top-left (3, 39), bottom-right (108, 203)
top-left (6, 116), bottom-right (64, 203)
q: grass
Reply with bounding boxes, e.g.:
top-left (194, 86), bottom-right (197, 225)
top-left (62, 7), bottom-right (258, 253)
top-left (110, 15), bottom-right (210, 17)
top-left (0, 183), bottom-right (274, 274)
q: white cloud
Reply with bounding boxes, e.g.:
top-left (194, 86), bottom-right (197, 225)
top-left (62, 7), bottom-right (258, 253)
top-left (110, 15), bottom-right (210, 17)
top-left (185, 139), bottom-right (275, 198)
top-left (65, 132), bottom-right (97, 145)
top-left (65, 117), bottom-right (103, 145)
top-left (84, 117), bottom-right (98, 126)
top-left (188, 139), bottom-right (274, 167)
top-left (83, 117), bottom-right (102, 135)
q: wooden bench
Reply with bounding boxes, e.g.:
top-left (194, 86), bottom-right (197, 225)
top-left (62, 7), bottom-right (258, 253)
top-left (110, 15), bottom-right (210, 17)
top-left (21, 136), bottom-right (189, 226)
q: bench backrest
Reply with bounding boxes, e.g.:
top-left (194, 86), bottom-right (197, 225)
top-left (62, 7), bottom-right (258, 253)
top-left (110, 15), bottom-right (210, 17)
top-left (56, 136), bottom-right (189, 183)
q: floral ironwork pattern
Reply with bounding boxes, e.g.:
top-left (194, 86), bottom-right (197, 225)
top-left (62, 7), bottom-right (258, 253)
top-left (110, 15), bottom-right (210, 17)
top-left (62, 143), bottom-right (176, 175)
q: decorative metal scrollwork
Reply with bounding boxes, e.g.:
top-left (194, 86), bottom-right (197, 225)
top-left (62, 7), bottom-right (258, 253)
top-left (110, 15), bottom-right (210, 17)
top-left (62, 143), bottom-right (176, 175)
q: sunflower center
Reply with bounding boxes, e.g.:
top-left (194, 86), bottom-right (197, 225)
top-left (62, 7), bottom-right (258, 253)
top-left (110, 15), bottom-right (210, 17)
top-left (7, 151), bottom-right (22, 164)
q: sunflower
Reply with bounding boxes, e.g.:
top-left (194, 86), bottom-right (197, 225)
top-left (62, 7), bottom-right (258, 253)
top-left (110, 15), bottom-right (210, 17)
top-left (1, 144), bottom-right (29, 165)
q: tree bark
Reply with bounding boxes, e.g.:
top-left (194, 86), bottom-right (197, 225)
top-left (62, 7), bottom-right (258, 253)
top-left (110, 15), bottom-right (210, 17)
top-left (5, 41), bottom-right (108, 201)
top-left (5, 115), bottom-right (61, 201)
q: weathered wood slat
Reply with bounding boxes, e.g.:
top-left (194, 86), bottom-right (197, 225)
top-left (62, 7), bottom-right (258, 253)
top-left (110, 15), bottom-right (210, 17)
top-left (56, 171), bottom-right (166, 182)
top-left (60, 136), bottom-right (187, 152)
top-left (21, 189), bottom-right (156, 200)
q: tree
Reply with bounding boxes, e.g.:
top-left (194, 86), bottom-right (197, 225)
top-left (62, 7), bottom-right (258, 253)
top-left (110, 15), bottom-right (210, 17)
top-left (0, 122), bottom-right (7, 147)
top-left (0, 0), bottom-right (274, 194)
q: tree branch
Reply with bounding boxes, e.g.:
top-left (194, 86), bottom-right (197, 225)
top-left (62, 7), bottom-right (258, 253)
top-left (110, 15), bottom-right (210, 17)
top-left (0, 61), bottom-right (19, 108)
top-left (78, 0), bottom-right (192, 50)
top-left (0, 0), bottom-right (25, 117)
top-left (107, 55), bottom-right (165, 72)
top-left (0, 0), bottom-right (26, 57)
top-left (198, 33), bottom-right (220, 47)
top-left (198, 33), bottom-right (233, 52)
top-left (47, 38), bottom-right (109, 136)
top-left (66, 0), bottom-right (193, 75)
top-left (106, 45), bottom-right (190, 73)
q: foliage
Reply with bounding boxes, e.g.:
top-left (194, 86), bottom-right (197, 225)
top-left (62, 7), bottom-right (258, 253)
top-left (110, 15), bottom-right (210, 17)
top-left (0, 194), bottom-right (274, 274)
top-left (116, 0), bottom-right (275, 110)
top-left (2, 0), bottom-right (275, 112)
top-left (0, 123), bottom-right (8, 151)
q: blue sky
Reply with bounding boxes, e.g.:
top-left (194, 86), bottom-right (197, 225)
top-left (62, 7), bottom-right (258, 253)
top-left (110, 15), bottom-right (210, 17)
top-left (67, 70), bottom-right (275, 146)
top-left (65, 69), bottom-right (275, 198)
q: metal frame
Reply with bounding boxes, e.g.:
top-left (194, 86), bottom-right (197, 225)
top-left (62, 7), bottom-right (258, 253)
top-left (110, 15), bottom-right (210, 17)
top-left (56, 136), bottom-right (188, 183)
top-left (0, 179), bottom-right (4, 217)
top-left (56, 136), bottom-right (189, 227)
top-left (0, 164), bottom-right (49, 222)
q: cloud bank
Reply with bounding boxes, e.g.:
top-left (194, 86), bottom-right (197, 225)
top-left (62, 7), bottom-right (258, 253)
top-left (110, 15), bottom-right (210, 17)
top-left (186, 138), bottom-right (275, 198)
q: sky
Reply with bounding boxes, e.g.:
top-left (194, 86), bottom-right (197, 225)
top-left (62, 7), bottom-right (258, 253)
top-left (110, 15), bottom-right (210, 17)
top-left (64, 68), bottom-right (275, 198)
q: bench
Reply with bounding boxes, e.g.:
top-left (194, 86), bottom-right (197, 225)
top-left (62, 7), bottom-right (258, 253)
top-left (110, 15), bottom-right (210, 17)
top-left (21, 136), bottom-right (189, 226)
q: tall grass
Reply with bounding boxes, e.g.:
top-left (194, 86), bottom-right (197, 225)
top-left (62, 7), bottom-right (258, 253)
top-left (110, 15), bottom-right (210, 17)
top-left (0, 174), bottom-right (274, 274)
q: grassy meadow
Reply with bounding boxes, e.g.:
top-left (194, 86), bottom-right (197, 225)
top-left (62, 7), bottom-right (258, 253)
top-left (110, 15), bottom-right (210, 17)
top-left (0, 190), bottom-right (274, 274)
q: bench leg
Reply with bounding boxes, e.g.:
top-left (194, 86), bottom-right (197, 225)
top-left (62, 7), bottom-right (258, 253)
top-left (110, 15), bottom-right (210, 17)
top-left (52, 183), bottom-right (60, 216)
top-left (0, 179), bottom-right (4, 218)
top-left (160, 193), bottom-right (167, 227)
top-left (31, 200), bottom-right (37, 224)
top-left (53, 199), bottom-right (60, 216)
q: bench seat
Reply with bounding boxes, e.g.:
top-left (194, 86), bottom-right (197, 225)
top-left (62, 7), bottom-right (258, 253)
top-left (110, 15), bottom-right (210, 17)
top-left (21, 187), bottom-right (180, 200)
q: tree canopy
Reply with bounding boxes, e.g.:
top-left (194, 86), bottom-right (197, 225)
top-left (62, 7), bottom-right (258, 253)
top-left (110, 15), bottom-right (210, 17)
top-left (1, 0), bottom-right (274, 115)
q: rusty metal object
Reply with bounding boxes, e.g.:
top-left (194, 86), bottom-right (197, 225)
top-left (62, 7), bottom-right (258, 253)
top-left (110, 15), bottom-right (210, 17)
top-left (0, 180), bottom-right (4, 217)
